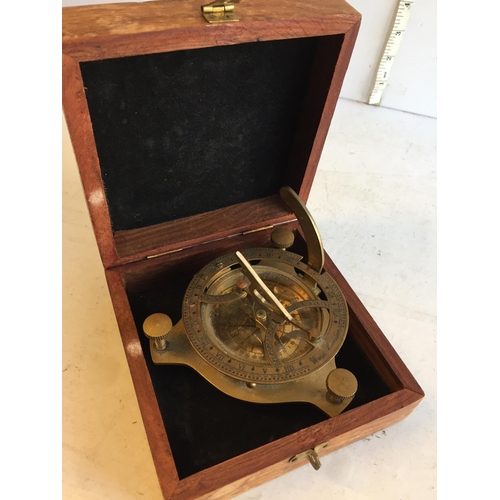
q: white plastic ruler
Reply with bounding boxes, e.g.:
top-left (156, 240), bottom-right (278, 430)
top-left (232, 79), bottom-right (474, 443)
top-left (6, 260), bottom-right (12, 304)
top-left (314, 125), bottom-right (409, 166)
top-left (368, 0), bottom-right (414, 105)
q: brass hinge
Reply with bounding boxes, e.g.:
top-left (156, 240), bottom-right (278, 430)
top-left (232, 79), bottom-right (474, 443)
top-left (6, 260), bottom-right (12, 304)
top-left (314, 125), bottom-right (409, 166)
top-left (242, 225), bottom-right (275, 235)
top-left (146, 247), bottom-right (184, 259)
top-left (145, 222), bottom-right (288, 261)
top-left (201, 0), bottom-right (240, 23)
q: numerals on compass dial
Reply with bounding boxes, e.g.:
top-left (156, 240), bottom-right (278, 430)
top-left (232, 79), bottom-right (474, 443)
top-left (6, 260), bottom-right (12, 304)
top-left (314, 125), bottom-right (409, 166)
top-left (182, 248), bottom-right (348, 384)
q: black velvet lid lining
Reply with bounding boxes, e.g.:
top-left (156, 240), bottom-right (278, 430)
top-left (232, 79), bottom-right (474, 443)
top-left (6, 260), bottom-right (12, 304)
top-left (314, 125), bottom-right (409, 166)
top-left (80, 37), bottom-right (323, 232)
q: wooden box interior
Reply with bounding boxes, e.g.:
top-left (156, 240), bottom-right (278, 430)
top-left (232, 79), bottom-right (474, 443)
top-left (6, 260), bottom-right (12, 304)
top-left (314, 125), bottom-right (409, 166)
top-left (63, 2), bottom-right (424, 498)
top-left (105, 223), bottom-right (423, 498)
top-left (119, 225), bottom-right (392, 479)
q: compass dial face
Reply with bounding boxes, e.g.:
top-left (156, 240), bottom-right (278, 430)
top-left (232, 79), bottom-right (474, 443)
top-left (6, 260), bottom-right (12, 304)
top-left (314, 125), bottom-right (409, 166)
top-left (183, 248), bottom-right (348, 384)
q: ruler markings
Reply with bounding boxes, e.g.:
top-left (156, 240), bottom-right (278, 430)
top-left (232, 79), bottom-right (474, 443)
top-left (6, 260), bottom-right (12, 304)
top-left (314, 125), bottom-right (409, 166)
top-left (368, 0), bottom-right (414, 105)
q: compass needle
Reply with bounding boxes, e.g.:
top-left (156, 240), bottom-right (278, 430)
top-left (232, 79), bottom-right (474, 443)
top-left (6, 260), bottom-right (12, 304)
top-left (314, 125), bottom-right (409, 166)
top-left (253, 332), bottom-right (264, 346)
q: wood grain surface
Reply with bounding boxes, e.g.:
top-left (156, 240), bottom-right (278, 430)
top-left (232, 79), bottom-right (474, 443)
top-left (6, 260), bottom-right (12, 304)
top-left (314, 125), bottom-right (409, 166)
top-left (291, 25), bottom-right (360, 202)
top-left (113, 195), bottom-right (294, 264)
top-left (105, 269), bottom-right (179, 499)
top-left (63, 54), bottom-right (119, 268)
top-left (63, 0), bottom-right (360, 61)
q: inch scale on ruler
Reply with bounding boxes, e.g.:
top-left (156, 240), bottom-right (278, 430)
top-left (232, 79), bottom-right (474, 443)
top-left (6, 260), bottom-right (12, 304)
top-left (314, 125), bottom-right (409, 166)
top-left (368, 0), bottom-right (414, 105)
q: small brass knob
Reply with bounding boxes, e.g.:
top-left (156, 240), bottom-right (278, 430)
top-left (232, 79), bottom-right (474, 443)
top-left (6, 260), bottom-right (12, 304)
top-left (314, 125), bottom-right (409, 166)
top-left (326, 368), bottom-right (357, 404)
top-left (143, 313), bottom-right (172, 351)
top-left (271, 228), bottom-right (295, 250)
top-left (255, 309), bottom-right (267, 322)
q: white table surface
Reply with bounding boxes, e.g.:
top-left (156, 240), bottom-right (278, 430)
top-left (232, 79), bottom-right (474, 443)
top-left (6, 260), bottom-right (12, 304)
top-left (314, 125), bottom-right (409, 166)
top-left (62, 98), bottom-right (436, 499)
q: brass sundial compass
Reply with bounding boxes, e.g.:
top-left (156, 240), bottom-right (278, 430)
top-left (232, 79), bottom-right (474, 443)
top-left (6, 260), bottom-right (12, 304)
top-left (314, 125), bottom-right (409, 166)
top-left (143, 187), bottom-right (357, 417)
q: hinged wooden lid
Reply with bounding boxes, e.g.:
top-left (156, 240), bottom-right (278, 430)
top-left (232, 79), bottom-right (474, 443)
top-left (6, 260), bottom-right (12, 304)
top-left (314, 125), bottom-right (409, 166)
top-left (62, 0), bottom-right (361, 269)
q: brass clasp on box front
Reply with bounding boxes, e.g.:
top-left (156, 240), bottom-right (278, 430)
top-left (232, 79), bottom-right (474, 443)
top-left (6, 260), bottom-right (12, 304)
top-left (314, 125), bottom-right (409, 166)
top-left (201, 0), bottom-right (240, 23)
top-left (289, 442), bottom-right (330, 470)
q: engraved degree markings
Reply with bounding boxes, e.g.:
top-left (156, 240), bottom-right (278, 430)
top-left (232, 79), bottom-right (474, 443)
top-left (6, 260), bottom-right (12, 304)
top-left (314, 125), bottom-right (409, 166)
top-left (286, 299), bottom-right (330, 313)
top-left (183, 248), bottom-right (348, 383)
top-left (199, 290), bottom-right (245, 304)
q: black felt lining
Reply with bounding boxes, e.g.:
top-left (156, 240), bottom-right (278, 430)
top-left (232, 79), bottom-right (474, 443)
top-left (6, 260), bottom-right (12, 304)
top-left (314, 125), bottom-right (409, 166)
top-left (80, 37), bottom-right (322, 232)
top-left (126, 268), bottom-right (391, 479)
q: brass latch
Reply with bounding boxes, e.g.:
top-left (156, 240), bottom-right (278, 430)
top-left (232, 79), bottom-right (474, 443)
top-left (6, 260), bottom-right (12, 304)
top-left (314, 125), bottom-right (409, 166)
top-left (201, 0), bottom-right (240, 23)
top-left (289, 442), bottom-right (330, 471)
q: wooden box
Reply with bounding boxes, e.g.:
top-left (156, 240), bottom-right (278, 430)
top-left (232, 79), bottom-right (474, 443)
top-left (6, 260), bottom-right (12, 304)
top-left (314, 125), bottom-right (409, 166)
top-left (62, 1), bottom-right (424, 499)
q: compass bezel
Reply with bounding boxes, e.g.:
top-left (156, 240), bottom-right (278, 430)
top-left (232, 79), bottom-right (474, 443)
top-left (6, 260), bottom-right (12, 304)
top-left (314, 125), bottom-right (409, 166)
top-left (182, 248), bottom-right (349, 384)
